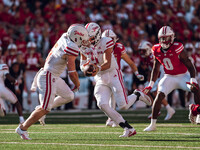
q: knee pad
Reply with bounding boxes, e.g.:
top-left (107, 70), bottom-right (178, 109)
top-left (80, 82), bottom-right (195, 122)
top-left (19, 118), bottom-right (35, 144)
top-left (62, 92), bottom-right (74, 102)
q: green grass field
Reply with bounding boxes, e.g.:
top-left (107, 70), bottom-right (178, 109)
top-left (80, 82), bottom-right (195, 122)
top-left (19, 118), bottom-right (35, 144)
top-left (0, 109), bottom-right (200, 150)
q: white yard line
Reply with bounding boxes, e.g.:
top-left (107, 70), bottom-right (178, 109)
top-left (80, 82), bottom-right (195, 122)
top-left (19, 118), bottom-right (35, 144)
top-left (0, 142), bottom-right (200, 149)
top-left (0, 131), bottom-right (199, 136)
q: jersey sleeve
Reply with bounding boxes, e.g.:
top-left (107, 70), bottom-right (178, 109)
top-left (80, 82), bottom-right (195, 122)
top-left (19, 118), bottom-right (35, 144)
top-left (104, 37), bottom-right (114, 50)
top-left (64, 42), bottom-right (80, 57)
top-left (1, 64), bottom-right (9, 75)
top-left (116, 43), bottom-right (126, 55)
top-left (151, 45), bottom-right (156, 55)
top-left (174, 43), bottom-right (184, 55)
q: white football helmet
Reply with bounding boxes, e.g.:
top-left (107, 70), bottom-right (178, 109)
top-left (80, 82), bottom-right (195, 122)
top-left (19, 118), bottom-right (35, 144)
top-left (8, 43), bottom-right (17, 50)
top-left (67, 24), bottom-right (89, 48)
top-left (7, 43), bottom-right (17, 55)
top-left (158, 26), bottom-right (175, 49)
top-left (85, 22), bottom-right (101, 46)
top-left (102, 29), bottom-right (118, 43)
top-left (138, 41), bottom-right (152, 57)
top-left (185, 42), bottom-right (194, 56)
top-left (27, 41), bottom-right (36, 48)
top-left (195, 42), bottom-right (200, 54)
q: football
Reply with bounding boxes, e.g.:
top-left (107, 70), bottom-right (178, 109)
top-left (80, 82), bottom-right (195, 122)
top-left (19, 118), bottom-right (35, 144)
top-left (84, 64), bottom-right (95, 76)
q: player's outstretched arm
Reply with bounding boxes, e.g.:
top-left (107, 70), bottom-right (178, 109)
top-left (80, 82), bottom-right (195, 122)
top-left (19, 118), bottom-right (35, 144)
top-left (150, 58), bottom-right (161, 82)
top-left (121, 53), bottom-right (144, 81)
top-left (143, 59), bottom-right (161, 94)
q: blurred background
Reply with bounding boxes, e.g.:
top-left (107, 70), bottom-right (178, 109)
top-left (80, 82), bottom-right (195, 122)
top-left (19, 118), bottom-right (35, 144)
top-left (0, 0), bottom-right (200, 113)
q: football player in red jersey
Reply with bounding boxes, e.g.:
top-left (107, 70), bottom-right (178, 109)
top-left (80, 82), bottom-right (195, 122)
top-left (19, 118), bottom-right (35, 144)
top-left (24, 41), bottom-right (44, 111)
top-left (193, 42), bottom-right (200, 84)
top-left (138, 40), bottom-right (175, 121)
top-left (143, 26), bottom-right (200, 131)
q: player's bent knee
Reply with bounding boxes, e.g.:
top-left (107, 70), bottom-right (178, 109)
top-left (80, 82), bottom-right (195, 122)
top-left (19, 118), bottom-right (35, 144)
top-left (97, 103), bottom-right (108, 111)
top-left (118, 105), bottom-right (127, 110)
top-left (157, 91), bottom-right (166, 100)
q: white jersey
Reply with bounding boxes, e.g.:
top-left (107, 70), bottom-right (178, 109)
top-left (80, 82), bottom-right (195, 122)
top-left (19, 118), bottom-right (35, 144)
top-left (80, 37), bottom-right (117, 74)
top-left (44, 33), bottom-right (80, 77)
top-left (0, 64), bottom-right (9, 84)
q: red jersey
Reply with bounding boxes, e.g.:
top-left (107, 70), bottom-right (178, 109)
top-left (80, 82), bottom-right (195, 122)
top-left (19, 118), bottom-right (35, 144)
top-left (192, 53), bottom-right (200, 73)
top-left (24, 53), bottom-right (41, 71)
top-left (152, 42), bottom-right (187, 75)
top-left (113, 43), bottom-right (126, 69)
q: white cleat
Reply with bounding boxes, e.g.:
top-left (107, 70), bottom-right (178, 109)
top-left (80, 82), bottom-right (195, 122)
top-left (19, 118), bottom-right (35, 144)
top-left (134, 89), bottom-right (152, 106)
top-left (164, 107), bottom-right (175, 120)
top-left (119, 127), bottom-right (136, 137)
top-left (189, 104), bottom-right (197, 124)
top-left (112, 122), bottom-right (118, 128)
top-left (143, 124), bottom-right (156, 132)
top-left (196, 114), bottom-right (200, 124)
top-left (15, 126), bottom-right (31, 140)
top-left (39, 115), bottom-right (46, 126)
top-left (106, 118), bottom-right (114, 127)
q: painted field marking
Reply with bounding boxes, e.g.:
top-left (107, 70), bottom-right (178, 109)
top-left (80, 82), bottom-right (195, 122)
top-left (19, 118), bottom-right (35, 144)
top-left (0, 142), bottom-right (200, 149)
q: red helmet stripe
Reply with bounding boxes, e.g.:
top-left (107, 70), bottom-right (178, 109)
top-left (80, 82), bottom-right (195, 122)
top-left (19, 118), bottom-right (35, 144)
top-left (164, 26), bottom-right (167, 35)
top-left (85, 23), bottom-right (90, 29)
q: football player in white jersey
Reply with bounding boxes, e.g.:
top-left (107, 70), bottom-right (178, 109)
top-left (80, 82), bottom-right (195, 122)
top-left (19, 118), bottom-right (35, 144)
top-left (80, 22), bottom-right (150, 137)
top-left (0, 63), bottom-right (25, 123)
top-left (101, 30), bottom-right (151, 127)
top-left (16, 24), bottom-right (90, 140)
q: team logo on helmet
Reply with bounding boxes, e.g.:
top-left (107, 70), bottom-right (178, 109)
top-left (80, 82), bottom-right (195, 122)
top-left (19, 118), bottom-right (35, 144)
top-left (74, 30), bottom-right (84, 36)
top-left (92, 26), bottom-right (98, 32)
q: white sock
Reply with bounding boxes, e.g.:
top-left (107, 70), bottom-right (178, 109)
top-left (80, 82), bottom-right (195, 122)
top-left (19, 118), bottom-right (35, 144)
top-left (150, 119), bottom-right (157, 126)
top-left (100, 104), bottom-right (125, 124)
top-left (19, 116), bottom-right (25, 122)
top-left (166, 104), bottom-right (171, 110)
top-left (126, 94), bottom-right (137, 109)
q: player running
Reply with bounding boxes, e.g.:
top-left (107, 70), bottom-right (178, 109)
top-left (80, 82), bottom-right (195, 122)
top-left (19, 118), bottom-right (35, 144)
top-left (101, 29), bottom-right (151, 127)
top-left (80, 22), bottom-right (151, 137)
top-left (15, 24), bottom-right (90, 140)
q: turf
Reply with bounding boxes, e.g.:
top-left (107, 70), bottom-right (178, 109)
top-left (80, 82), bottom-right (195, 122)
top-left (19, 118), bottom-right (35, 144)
top-left (0, 109), bottom-right (200, 150)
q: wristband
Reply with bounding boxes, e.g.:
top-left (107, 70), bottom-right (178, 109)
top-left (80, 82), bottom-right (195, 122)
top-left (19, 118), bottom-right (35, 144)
top-left (68, 70), bottom-right (76, 73)
top-left (97, 65), bottom-right (101, 72)
top-left (149, 81), bottom-right (155, 87)
top-left (191, 78), bottom-right (198, 84)
top-left (134, 71), bottom-right (139, 76)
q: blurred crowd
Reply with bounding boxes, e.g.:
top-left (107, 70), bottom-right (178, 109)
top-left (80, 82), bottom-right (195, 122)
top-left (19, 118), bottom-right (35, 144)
top-left (1, 0), bottom-right (200, 111)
